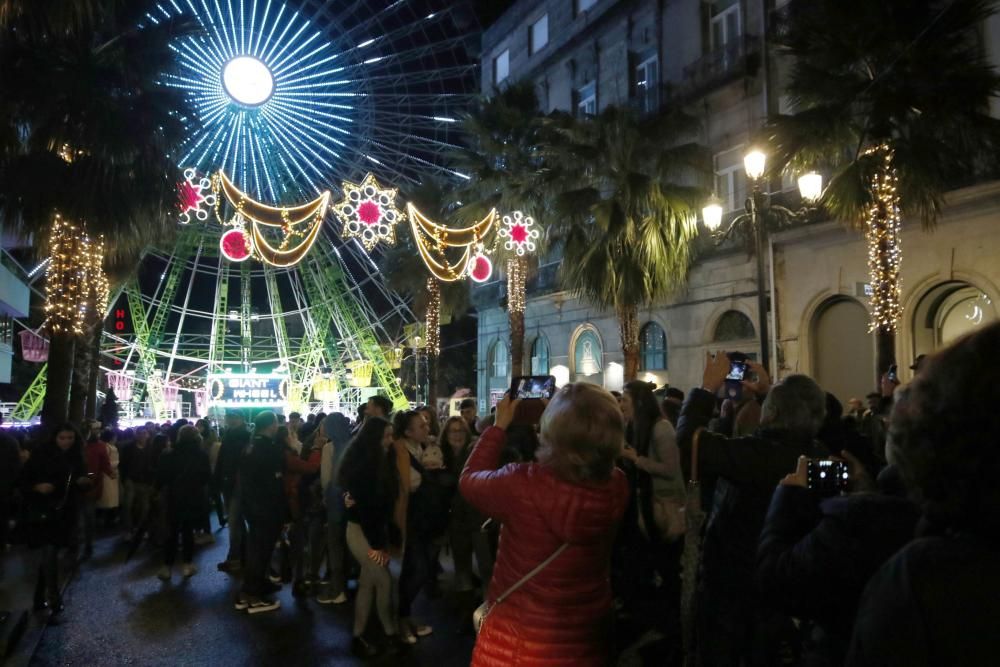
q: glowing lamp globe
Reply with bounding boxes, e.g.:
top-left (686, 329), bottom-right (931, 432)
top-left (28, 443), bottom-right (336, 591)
top-left (469, 254), bottom-right (493, 283)
top-left (743, 149), bottom-right (766, 180)
top-left (702, 197), bottom-right (724, 231)
top-left (222, 56), bottom-right (274, 106)
top-left (797, 172), bottom-right (823, 202)
top-left (220, 228), bottom-right (252, 262)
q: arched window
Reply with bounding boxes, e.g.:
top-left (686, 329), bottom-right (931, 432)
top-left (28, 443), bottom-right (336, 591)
top-left (489, 340), bottom-right (509, 379)
top-left (573, 328), bottom-right (603, 378)
top-left (713, 310), bottom-right (756, 342)
top-left (530, 336), bottom-right (550, 375)
top-left (639, 322), bottom-right (667, 371)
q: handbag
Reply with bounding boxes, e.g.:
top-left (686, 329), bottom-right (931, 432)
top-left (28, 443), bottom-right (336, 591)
top-left (473, 542), bottom-right (569, 634)
top-left (23, 473), bottom-right (73, 527)
top-left (646, 493), bottom-right (687, 543)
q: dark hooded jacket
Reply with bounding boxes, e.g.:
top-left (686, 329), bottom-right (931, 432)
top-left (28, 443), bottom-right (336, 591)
top-left (460, 426), bottom-right (628, 667)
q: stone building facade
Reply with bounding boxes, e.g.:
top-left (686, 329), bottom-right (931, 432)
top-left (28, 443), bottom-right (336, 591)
top-left (473, 0), bottom-right (1000, 411)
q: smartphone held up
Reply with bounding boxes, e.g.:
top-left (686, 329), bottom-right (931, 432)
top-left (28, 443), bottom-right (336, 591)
top-left (807, 459), bottom-right (849, 496)
top-left (509, 375), bottom-right (556, 426)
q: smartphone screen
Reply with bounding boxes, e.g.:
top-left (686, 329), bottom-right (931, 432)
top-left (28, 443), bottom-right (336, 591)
top-left (726, 361), bottom-right (747, 382)
top-left (510, 375), bottom-right (557, 401)
top-left (887, 364), bottom-right (898, 383)
top-left (807, 459), bottom-right (849, 495)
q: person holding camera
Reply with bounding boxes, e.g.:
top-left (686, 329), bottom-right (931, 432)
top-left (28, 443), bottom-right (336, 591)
top-left (460, 385), bottom-right (628, 667)
top-left (676, 352), bottom-right (828, 667)
top-left (756, 449), bottom-right (919, 667)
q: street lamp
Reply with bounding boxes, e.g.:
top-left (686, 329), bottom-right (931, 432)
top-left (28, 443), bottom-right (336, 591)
top-left (701, 150), bottom-right (823, 374)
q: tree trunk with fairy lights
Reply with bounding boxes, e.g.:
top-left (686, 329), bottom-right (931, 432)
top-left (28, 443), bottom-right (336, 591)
top-left (618, 302), bottom-right (640, 382)
top-left (68, 329), bottom-right (91, 424)
top-left (425, 276), bottom-right (441, 405)
top-left (85, 320), bottom-right (104, 420)
top-left (865, 145), bottom-right (902, 384)
top-left (507, 256), bottom-right (527, 377)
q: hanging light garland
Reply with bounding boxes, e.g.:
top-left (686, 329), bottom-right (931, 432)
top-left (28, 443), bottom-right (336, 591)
top-left (864, 144), bottom-right (903, 333)
top-left (44, 216), bottom-right (88, 335)
top-left (425, 277), bottom-right (441, 357)
top-left (406, 203), bottom-right (498, 282)
top-left (213, 170), bottom-right (330, 267)
top-left (333, 173), bottom-right (406, 252)
top-left (507, 256), bottom-right (526, 315)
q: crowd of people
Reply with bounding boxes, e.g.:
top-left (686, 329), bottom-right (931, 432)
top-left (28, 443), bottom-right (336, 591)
top-left (1, 321), bottom-right (998, 665)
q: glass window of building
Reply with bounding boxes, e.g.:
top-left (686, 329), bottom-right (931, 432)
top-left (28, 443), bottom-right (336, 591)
top-left (577, 0), bottom-right (598, 14)
top-left (489, 340), bottom-right (509, 378)
top-left (639, 322), bottom-right (667, 371)
top-left (573, 328), bottom-right (603, 378)
top-left (494, 49), bottom-right (510, 84)
top-left (530, 15), bottom-right (549, 55)
top-left (711, 0), bottom-right (741, 49)
top-left (634, 55), bottom-right (659, 115)
top-left (713, 310), bottom-right (756, 342)
top-left (530, 336), bottom-right (550, 374)
top-left (714, 146), bottom-right (748, 212)
top-left (576, 81), bottom-right (597, 116)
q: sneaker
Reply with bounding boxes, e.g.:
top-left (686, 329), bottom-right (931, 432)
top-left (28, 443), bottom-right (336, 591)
top-left (181, 563), bottom-right (198, 578)
top-left (234, 596), bottom-right (250, 611)
top-left (316, 591), bottom-right (348, 605)
top-left (267, 569), bottom-right (282, 584)
top-left (350, 636), bottom-right (379, 658)
top-left (399, 630), bottom-right (417, 645)
top-left (413, 624), bottom-right (433, 637)
top-left (247, 597), bottom-right (281, 614)
top-left (156, 565), bottom-right (171, 581)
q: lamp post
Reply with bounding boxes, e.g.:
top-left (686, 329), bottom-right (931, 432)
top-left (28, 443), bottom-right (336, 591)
top-left (702, 151), bottom-right (823, 375)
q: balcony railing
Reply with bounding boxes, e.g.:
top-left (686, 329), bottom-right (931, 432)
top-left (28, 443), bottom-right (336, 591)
top-left (681, 34), bottom-right (761, 98)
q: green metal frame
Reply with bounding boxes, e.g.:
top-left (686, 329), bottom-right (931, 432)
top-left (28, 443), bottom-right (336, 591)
top-left (208, 263), bottom-right (230, 372)
top-left (240, 261), bottom-right (252, 369)
top-left (11, 362), bottom-right (47, 421)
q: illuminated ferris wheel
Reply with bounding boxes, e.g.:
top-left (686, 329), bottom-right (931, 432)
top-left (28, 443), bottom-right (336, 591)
top-left (95, 0), bottom-right (479, 419)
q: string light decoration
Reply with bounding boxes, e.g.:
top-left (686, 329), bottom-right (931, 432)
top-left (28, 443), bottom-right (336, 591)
top-left (178, 168), bottom-right (217, 224)
top-left (213, 170), bottom-right (330, 267)
top-left (44, 216), bottom-right (88, 334)
top-left (507, 257), bottom-right (526, 315)
top-left (82, 233), bottom-right (109, 323)
top-left (426, 277), bottom-right (441, 357)
top-left (864, 144), bottom-right (903, 332)
top-left (406, 203), bottom-right (498, 282)
top-left (499, 211), bottom-right (540, 256)
top-left (332, 173), bottom-right (406, 252)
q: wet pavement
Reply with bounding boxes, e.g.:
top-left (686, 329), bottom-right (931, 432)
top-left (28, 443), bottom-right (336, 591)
top-left (21, 523), bottom-right (475, 667)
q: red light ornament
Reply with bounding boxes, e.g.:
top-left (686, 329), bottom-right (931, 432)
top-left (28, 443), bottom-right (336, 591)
top-left (220, 227), bottom-right (252, 262)
top-left (468, 252), bottom-right (493, 283)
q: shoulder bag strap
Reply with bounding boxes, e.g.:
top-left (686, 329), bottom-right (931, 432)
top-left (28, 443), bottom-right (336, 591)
top-left (690, 427), bottom-right (704, 484)
top-left (495, 543), bottom-right (569, 604)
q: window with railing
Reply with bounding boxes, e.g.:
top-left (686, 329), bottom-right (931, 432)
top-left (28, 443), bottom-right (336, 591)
top-left (714, 146), bottom-right (748, 212)
top-left (711, 0), bottom-right (742, 50)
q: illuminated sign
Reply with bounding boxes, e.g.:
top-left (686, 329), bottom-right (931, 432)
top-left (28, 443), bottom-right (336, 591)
top-left (208, 373), bottom-right (288, 407)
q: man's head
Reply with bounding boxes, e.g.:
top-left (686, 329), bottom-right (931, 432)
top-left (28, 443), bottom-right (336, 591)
top-left (664, 387), bottom-right (685, 405)
top-left (459, 398), bottom-right (477, 426)
top-left (866, 392), bottom-right (881, 412)
top-left (288, 411), bottom-right (303, 432)
top-left (366, 395), bottom-right (392, 419)
top-left (759, 374), bottom-right (827, 439)
top-left (135, 427), bottom-right (149, 445)
top-left (253, 411), bottom-right (279, 437)
top-left (226, 411), bottom-right (245, 429)
top-left (847, 397), bottom-right (864, 414)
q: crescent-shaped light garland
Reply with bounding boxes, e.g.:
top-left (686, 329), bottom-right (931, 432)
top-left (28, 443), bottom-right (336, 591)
top-left (406, 203), bottom-right (497, 282)
top-left (213, 170), bottom-right (331, 267)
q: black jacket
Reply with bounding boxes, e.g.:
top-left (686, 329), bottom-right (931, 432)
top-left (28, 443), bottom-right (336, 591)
top-left (847, 535), bottom-right (1000, 666)
top-left (19, 444), bottom-right (87, 548)
top-left (120, 442), bottom-right (157, 485)
top-left (215, 424), bottom-right (250, 496)
top-left (342, 459), bottom-right (395, 551)
top-left (156, 440), bottom-right (211, 522)
top-left (676, 388), bottom-right (828, 592)
top-left (757, 487), bottom-right (919, 666)
top-left (239, 433), bottom-right (285, 521)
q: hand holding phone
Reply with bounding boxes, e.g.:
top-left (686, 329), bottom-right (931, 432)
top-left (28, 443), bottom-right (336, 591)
top-left (806, 459), bottom-right (849, 496)
top-left (509, 375), bottom-right (556, 426)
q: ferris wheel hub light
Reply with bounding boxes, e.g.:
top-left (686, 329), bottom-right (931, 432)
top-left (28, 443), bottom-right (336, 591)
top-left (222, 56), bottom-right (274, 106)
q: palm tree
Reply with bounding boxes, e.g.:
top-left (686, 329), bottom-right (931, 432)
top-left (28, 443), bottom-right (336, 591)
top-left (455, 82), bottom-right (554, 377)
top-left (547, 106), bottom-right (707, 381)
top-left (766, 0), bottom-right (1000, 380)
top-left (381, 178), bottom-right (470, 404)
top-left (0, 2), bottom-right (194, 426)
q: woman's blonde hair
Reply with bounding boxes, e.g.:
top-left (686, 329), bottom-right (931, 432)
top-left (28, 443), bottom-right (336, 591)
top-left (538, 383), bottom-right (624, 483)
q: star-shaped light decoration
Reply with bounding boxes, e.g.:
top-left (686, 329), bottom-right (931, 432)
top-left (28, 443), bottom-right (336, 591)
top-left (332, 173), bottom-right (406, 252)
top-left (499, 210), bottom-right (540, 256)
top-left (177, 168), bottom-right (217, 224)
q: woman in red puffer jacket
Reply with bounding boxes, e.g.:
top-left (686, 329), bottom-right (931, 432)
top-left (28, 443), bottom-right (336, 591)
top-left (460, 384), bottom-right (629, 667)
